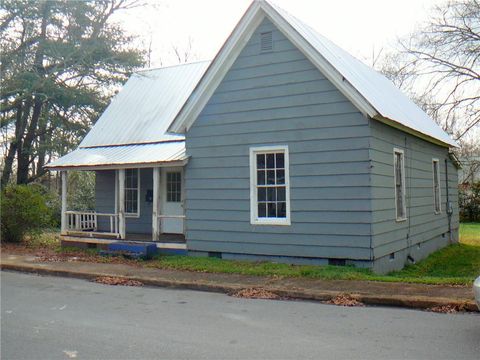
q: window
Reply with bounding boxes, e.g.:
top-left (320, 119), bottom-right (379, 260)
top-left (432, 159), bottom-right (441, 214)
top-left (393, 148), bottom-right (406, 221)
top-left (260, 31), bottom-right (273, 52)
top-left (250, 146), bottom-right (290, 225)
top-left (166, 172), bottom-right (182, 202)
top-left (125, 169), bottom-right (140, 217)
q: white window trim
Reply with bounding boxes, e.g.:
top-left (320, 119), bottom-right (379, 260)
top-left (432, 158), bottom-right (442, 214)
top-left (393, 148), bottom-right (407, 222)
top-left (249, 145), bottom-right (291, 226)
top-left (125, 168), bottom-right (141, 218)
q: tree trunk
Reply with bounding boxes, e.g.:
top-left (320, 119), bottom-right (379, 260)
top-left (17, 97), bottom-right (43, 184)
top-left (16, 1), bottom-right (50, 184)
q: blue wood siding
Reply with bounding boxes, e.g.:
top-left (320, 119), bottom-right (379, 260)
top-left (369, 120), bottom-right (459, 260)
top-left (185, 18), bottom-right (372, 260)
top-left (95, 169), bottom-right (153, 234)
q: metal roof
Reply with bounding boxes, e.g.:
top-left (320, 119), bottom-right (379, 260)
top-left (47, 60), bottom-right (209, 169)
top-left (80, 60), bottom-right (211, 148)
top-left (265, 1), bottom-right (457, 147)
top-left (169, 0), bottom-right (456, 147)
top-left (46, 142), bottom-right (186, 170)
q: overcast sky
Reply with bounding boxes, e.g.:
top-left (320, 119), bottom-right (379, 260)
top-left (116, 0), bottom-right (441, 68)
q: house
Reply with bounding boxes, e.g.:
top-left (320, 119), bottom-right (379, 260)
top-left (46, 0), bottom-right (459, 273)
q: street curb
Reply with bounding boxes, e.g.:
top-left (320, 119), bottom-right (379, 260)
top-left (1, 262), bottom-right (478, 312)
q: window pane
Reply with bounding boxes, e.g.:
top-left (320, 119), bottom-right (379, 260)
top-left (252, 149), bottom-right (289, 221)
top-left (166, 172), bottom-right (182, 202)
top-left (267, 202), bottom-right (277, 217)
top-left (276, 170), bottom-right (285, 185)
top-left (258, 203), bottom-right (267, 217)
top-left (257, 154), bottom-right (266, 169)
top-left (267, 170), bottom-right (275, 185)
top-left (276, 153), bottom-right (284, 168)
top-left (277, 202), bottom-right (286, 218)
top-left (267, 187), bottom-right (276, 202)
top-left (266, 154), bottom-right (275, 168)
top-left (258, 187), bottom-right (266, 202)
top-left (257, 170), bottom-right (266, 185)
top-left (132, 172), bottom-right (138, 187)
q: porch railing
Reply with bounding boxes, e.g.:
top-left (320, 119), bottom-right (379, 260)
top-left (65, 211), bottom-right (120, 238)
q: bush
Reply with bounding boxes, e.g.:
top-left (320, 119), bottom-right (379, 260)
top-left (1, 184), bottom-right (56, 243)
top-left (459, 182), bottom-right (480, 222)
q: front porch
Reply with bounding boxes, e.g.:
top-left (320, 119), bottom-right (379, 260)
top-left (59, 165), bottom-right (186, 243)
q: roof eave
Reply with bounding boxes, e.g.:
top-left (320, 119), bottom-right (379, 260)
top-left (372, 114), bottom-right (458, 148)
top-left (45, 158), bottom-right (189, 172)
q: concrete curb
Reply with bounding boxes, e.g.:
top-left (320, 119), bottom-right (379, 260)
top-left (1, 262), bottom-right (478, 312)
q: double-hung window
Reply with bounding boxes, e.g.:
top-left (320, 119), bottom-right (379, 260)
top-left (432, 159), bottom-right (441, 214)
top-left (393, 148), bottom-right (406, 221)
top-left (250, 146), bottom-right (290, 225)
top-left (125, 169), bottom-right (140, 217)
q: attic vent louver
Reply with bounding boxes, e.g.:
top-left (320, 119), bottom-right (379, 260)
top-left (260, 31), bottom-right (273, 52)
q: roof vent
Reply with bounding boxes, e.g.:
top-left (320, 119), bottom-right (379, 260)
top-left (260, 31), bottom-right (273, 52)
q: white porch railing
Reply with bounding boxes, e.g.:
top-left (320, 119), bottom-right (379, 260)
top-left (65, 211), bottom-right (120, 238)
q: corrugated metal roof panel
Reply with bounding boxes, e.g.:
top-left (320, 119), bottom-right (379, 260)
top-left (80, 60), bottom-right (211, 148)
top-left (266, 0), bottom-right (456, 146)
top-left (46, 142), bottom-right (186, 169)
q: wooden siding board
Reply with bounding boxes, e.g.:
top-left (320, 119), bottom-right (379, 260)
top-left (185, 18), bottom-right (372, 260)
top-left (95, 169), bottom-right (153, 235)
top-left (369, 120), bottom-right (459, 255)
top-left (187, 239), bottom-right (372, 259)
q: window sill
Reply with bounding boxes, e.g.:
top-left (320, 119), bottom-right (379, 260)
top-left (125, 214), bottom-right (140, 219)
top-left (251, 219), bottom-right (291, 226)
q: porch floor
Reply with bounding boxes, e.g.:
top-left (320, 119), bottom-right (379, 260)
top-left (61, 233), bottom-right (187, 255)
top-left (63, 231), bottom-right (185, 243)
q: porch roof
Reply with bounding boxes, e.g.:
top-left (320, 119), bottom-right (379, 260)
top-left (45, 141), bottom-right (186, 170)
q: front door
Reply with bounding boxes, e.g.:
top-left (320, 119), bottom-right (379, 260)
top-left (161, 167), bottom-right (184, 234)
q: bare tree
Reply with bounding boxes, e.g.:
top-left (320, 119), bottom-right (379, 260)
top-left (377, 0), bottom-right (479, 142)
top-left (171, 37), bottom-right (197, 64)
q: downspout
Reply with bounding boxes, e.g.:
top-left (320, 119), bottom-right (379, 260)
top-left (445, 159), bottom-right (453, 244)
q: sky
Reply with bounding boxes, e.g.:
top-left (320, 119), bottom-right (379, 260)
top-left (116, 0), bottom-right (442, 68)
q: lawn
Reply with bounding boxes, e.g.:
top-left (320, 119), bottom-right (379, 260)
top-left (459, 222), bottom-right (480, 246)
top-left (149, 222), bottom-right (480, 285)
top-left (3, 224), bottom-right (479, 286)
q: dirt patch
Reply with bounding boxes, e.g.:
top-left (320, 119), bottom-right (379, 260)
top-left (93, 276), bottom-right (143, 287)
top-left (230, 287), bottom-right (282, 300)
top-left (325, 294), bottom-right (364, 307)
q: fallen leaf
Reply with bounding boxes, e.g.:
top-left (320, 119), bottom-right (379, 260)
top-left (93, 276), bottom-right (143, 287)
top-left (230, 288), bottom-right (281, 299)
top-left (326, 294), bottom-right (364, 307)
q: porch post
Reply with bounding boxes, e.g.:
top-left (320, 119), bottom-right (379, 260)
top-left (152, 167), bottom-right (160, 241)
top-left (60, 171), bottom-right (67, 235)
top-left (118, 169), bottom-right (126, 239)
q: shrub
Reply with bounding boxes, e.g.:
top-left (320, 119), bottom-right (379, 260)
top-left (1, 184), bottom-right (56, 243)
top-left (459, 182), bottom-right (480, 222)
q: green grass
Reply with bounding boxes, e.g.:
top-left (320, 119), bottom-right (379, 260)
top-left (459, 222), bottom-right (480, 246)
top-left (149, 223), bottom-right (480, 285)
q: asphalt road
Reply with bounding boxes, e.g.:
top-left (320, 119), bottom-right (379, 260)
top-left (1, 271), bottom-right (479, 360)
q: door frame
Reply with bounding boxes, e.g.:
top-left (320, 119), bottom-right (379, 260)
top-left (160, 166), bottom-right (185, 234)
